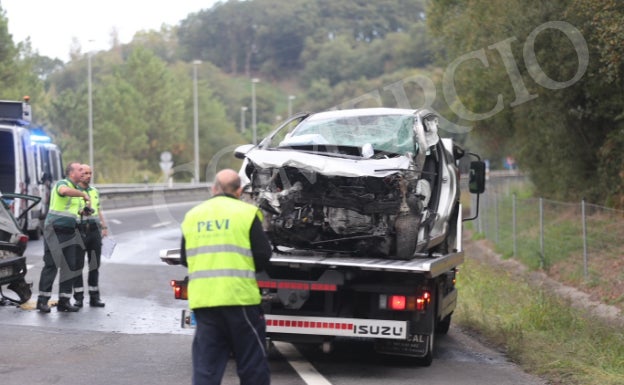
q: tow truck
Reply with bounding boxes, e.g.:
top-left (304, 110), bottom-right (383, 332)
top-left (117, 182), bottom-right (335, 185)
top-left (161, 108), bottom-right (486, 365)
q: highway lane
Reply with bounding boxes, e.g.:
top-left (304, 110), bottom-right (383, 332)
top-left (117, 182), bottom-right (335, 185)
top-left (0, 200), bottom-right (545, 385)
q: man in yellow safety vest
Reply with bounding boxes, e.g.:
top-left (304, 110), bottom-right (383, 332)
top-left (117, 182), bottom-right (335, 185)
top-left (180, 168), bottom-right (272, 385)
top-left (73, 164), bottom-right (107, 308)
top-left (36, 162), bottom-right (90, 313)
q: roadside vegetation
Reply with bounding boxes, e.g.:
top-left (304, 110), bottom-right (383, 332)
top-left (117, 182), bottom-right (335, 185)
top-left (460, 181), bottom-right (624, 384)
top-left (455, 255), bottom-right (624, 385)
top-left (477, 180), bottom-right (624, 313)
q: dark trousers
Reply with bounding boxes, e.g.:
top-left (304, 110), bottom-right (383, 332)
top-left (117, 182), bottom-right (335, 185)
top-left (38, 226), bottom-right (84, 300)
top-left (74, 224), bottom-right (102, 301)
top-left (192, 305), bottom-right (270, 385)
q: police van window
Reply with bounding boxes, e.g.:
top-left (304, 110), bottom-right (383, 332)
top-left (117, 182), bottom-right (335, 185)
top-left (21, 134), bottom-right (30, 185)
top-left (0, 131), bottom-right (16, 193)
top-left (52, 151), bottom-right (63, 179)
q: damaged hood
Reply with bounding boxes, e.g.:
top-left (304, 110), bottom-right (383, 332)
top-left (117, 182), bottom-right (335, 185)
top-left (245, 149), bottom-right (411, 177)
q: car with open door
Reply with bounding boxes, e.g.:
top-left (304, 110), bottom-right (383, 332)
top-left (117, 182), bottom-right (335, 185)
top-left (0, 192), bottom-right (41, 305)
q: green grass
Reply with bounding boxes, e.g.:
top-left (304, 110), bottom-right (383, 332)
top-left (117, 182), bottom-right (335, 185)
top-left (455, 257), bottom-right (624, 385)
top-left (469, 181), bottom-right (624, 312)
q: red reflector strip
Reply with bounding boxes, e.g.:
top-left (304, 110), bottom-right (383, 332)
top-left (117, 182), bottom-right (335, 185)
top-left (310, 283), bottom-right (337, 291)
top-left (266, 319), bottom-right (354, 330)
top-left (257, 281), bottom-right (277, 289)
top-left (279, 282), bottom-right (308, 290)
top-left (258, 281), bottom-right (337, 292)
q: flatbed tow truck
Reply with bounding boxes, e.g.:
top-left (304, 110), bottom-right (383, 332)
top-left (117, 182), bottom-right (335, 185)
top-left (161, 200), bottom-right (477, 366)
top-left (161, 108), bottom-right (486, 366)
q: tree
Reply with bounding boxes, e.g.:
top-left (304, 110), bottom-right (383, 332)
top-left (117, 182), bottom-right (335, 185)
top-left (427, 0), bottom-right (624, 204)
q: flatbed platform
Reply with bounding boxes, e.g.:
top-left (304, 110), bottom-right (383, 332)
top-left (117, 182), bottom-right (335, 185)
top-left (160, 248), bottom-right (463, 277)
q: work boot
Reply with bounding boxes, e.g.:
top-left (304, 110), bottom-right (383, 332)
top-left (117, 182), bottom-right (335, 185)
top-left (36, 298), bottom-right (51, 313)
top-left (57, 298), bottom-right (79, 312)
top-left (89, 296), bottom-right (105, 308)
top-left (74, 299), bottom-right (83, 308)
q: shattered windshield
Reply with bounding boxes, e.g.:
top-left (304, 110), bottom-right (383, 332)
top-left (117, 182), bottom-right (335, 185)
top-left (277, 114), bottom-right (416, 156)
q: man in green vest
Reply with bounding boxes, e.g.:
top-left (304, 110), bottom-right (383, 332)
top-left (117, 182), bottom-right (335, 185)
top-left (73, 164), bottom-right (107, 308)
top-left (37, 162), bottom-right (90, 313)
top-left (180, 168), bottom-right (272, 385)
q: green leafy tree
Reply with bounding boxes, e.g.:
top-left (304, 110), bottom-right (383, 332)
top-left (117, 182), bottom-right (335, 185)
top-left (0, 7), bottom-right (45, 103)
top-left (427, 0), bottom-right (624, 204)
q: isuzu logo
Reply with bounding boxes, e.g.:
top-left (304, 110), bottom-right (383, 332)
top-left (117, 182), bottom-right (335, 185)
top-left (354, 325), bottom-right (405, 337)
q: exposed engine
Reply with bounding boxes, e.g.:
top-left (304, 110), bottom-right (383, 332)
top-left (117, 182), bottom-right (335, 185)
top-left (244, 164), bottom-right (430, 257)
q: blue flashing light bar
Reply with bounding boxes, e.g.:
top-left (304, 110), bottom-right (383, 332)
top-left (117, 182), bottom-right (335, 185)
top-left (30, 128), bottom-right (52, 143)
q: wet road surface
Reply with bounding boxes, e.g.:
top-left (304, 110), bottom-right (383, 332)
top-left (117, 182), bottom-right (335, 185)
top-left (0, 201), bottom-right (546, 385)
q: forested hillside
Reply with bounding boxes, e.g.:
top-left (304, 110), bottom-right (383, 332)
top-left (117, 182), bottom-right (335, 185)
top-left (1, 0), bottom-right (623, 206)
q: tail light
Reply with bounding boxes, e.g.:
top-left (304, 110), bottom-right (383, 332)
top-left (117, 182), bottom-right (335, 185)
top-left (170, 279), bottom-right (188, 300)
top-left (380, 290), bottom-right (431, 312)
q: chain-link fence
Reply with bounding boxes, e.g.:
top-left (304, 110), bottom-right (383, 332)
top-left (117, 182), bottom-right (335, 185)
top-left (468, 174), bottom-right (624, 291)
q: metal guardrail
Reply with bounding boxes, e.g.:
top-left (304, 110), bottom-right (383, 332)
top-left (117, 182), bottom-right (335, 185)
top-left (98, 183), bottom-right (211, 209)
top-left (98, 170), bottom-right (522, 210)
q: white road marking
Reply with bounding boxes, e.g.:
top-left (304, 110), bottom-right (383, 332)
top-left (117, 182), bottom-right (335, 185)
top-left (272, 341), bottom-right (333, 385)
top-left (109, 219), bottom-right (122, 224)
top-left (151, 221), bottom-right (171, 228)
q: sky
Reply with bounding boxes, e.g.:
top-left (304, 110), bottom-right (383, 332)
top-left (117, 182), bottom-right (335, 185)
top-left (2, 0), bottom-right (219, 62)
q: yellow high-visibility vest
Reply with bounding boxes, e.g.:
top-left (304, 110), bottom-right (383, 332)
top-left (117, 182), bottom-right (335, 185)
top-left (81, 186), bottom-right (101, 222)
top-left (181, 195), bottom-right (263, 309)
top-left (45, 179), bottom-right (81, 227)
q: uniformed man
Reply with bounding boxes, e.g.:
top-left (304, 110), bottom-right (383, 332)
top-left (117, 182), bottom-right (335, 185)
top-left (180, 169), bottom-right (272, 385)
top-left (37, 162), bottom-right (90, 313)
top-left (73, 164), bottom-right (107, 308)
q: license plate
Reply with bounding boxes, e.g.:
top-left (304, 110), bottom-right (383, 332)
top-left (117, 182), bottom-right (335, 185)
top-left (0, 266), bottom-right (14, 279)
top-left (181, 309), bottom-right (196, 328)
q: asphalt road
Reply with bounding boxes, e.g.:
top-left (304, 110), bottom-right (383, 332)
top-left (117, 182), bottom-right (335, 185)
top-left (0, 201), bottom-right (546, 385)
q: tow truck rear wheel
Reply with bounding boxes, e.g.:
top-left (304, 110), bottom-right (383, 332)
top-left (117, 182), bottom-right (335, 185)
top-left (436, 313), bottom-right (452, 335)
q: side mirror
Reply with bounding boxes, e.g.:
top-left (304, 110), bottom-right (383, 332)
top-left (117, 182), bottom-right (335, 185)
top-left (469, 161), bottom-right (486, 194)
top-left (234, 144), bottom-right (254, 159)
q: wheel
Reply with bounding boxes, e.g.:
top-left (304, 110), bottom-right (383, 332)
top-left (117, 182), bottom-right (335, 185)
top-left (436, 313), bottom-right (452, 335)
top-left (28, 225), bottom-right (42, 240)
top-left (6, 278), bottom-right (32, 304)
top-left (395, 214), bottom-right (420, 260)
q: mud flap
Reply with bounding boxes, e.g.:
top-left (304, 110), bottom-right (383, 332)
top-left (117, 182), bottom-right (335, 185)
top-left (374, 333), bottom-right (429, 357)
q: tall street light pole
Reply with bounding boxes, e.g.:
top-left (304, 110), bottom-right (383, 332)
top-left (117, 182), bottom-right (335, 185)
top-left (251, 78), bottom-right (259, 145)
top-left (193, 60), bottom-right (201, 184)
top-left (288, 94), bottom-right (296, 117)
top-left (240, 106), bottom-right (248, 133)
top-left (88, 46), bottom-right (94, 179)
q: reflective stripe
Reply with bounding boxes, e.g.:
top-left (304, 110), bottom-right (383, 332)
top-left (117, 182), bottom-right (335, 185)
top-left (186, 244), bottom-right (252, 258)
top-left (88, 286), bottom-right (99, 291)
top-left (48, 210), bottom-right (79, 219)
top-left (39, 291), bottom-right (52, 297)
top-left (59, 293), bottom-right (72, 298)
top-left (189, 269), bottom-right (257, 280)
top-left (74, 287), bottom-right (84, 293)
